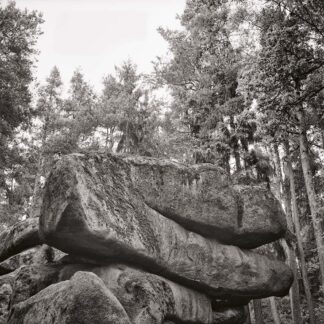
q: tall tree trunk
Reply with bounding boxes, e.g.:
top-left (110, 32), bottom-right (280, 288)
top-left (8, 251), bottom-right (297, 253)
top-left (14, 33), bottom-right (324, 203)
top-left (252, 299), bottom-right (263, 324)
top-left (222, 152), bottom-right (231, 174)
top-left (230, 116), bottom-right (241, 172)
top-left (245, 305), bottom-right (252, 324)
top-left (234, 148), bottom-right (241, 172)
top-left (272, 142), bottom-right (283, 200)
top-left (299, 127), bottom-right (324, 294)
top-left (273, 142), bottom-right (302, 324)
top-left (269, 297), bottom-right (281, 324)
top-left (30, 123), bottom-right (49, 218)
top-left (285, 141), bottom-right (316, 324)
top-left (105, 127), bottom-right (109, 151)
top-left (281, 239), bottom-right (303, 324)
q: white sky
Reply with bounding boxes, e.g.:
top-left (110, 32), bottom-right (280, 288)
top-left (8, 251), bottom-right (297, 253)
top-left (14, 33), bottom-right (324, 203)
top-left (13, 0), bottom-right (185, 91)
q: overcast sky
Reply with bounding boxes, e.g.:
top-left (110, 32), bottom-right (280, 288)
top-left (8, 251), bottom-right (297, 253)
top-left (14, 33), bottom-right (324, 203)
top-left (13, 0), bottom-right (185, 91)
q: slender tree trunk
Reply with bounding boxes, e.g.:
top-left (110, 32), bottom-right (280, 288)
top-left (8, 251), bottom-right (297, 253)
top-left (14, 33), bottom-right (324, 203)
top-left (281, 239), bottom-right (303, 324)
top-left (30, 155), bottom-right (47, 219)
top-left (269, 297), bottom-right (281, 324)
top-left (109, 127), bottom-right (115, 152)
top-left (223, 152), bottom-right (231, 174)
top-left (105, 127), bottom-right (109, 151)
top-left (299, 128), bottom-right (324, 294)
top-left (30, 124), bottom-right (48, 218)
top-left (252, 299), bottom-right (263, 324)
top-left (6, 184), bottom-right (14, 206)
top-left (245, 305), bottom-right (252, 324)
top-left (273, 143), bottom-right (302, 324)
top-left (285, 141), bottom-right (316, 324)
top-left (272, 143), bottom-right (283, 200)
top-left (230, 116), bottom-right (241, 172)
top-left (234, 148), bottom-right (241, 172)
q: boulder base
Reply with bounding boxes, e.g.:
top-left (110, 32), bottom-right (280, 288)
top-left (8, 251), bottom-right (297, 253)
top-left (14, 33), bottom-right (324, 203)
top-left (8, 271), bottom-right (131, 324)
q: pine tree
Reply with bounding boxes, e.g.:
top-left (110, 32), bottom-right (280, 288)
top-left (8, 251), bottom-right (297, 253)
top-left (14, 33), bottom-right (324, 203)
top-left (154, 0), bottom-right (254, 170)
top-left (0, 1), bottom-right (43, 224)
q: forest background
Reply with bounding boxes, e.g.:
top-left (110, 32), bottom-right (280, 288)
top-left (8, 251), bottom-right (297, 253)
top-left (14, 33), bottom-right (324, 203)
top-left (1, 0), bottom-right (324, 323)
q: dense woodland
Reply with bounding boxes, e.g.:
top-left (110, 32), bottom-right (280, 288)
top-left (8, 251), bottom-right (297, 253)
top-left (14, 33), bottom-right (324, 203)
top-left (1, 0), bottom-right (324, 323)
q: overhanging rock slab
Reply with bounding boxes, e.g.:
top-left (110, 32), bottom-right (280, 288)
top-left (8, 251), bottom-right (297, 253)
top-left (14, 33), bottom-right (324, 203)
top-left (40, 154), bottom-right (293, 300)
top-left (124, 155), bottom-right (286, 248)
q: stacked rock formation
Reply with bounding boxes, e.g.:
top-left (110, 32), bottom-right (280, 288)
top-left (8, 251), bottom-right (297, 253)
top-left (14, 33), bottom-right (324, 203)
top-left (0, 152), bottom-right (293, 324)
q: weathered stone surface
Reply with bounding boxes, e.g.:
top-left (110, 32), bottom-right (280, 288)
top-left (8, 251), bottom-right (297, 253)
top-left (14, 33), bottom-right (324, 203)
top-left (0, 263), bottom-right (67, 322)
top-left (0, 245), bottom-right (64, 278)
top-left (4, 261), bottom-right (213, 324)
top-left (124, 155), bottom-right (286, 248)
top-left (0, 218), bottom-right (41, 263)
top-left (0, 279), bottom-right (12, 324)
top-left (5, 261), bottom-right (247, 324)
top-left (0, 271), bottom-right (17, 324)
top-left (0, 263), bottom-right (84, 312)
top-left (92, 264), bottom-right (213, 324)
top-left (11, 264), bottom-right (63, 306)
top-left (40, 154), bottom-right (293, 299)
top-left (8, 271), bottom-right (131, 324)
top-left (212, 307), bottom-right (246, 324)
top-left (57, 262), bottom-right (214, 323)
top-left (0, 249), bottom-right (35, 275)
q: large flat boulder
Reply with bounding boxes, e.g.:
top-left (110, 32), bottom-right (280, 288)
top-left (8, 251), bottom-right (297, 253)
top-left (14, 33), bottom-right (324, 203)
top-left (8, 271), bottom-right (131, 324)
top-left (40, 154), bottom-right (293, 299)
top-left (124, 155), bottom-right (286, 248)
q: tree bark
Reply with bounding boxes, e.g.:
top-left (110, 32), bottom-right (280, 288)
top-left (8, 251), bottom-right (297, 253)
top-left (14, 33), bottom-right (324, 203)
top-left (272, 142), bottom-right (283, 200)
top-left (244, 304), bottom-right (252, 324)
top-left (285, 141), bottom-right (316, 324)
top-left (273, 143), bottom-right (302, 324)
top-left (234, 149), bottom-right (241, 172)
top-left (299, 127), bottom-right (324, 295)
top-left (30, 117), bottom-right (49, 217)
top-left (269, 297), bottom-right (281, 324)
top-left (105, 127), bottom-right (109, 151)
top-left (281, 239), bottom-right (303, 324)
top-left (252, 299), bottom-right (263, 324)
top-left (230, 116), bottom-right (241, 172)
